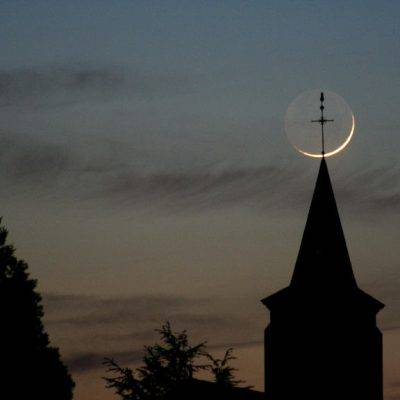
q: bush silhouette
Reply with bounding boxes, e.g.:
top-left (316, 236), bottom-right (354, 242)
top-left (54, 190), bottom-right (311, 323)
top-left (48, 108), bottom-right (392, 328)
top-left (0, 220), bottom-right (74, 399)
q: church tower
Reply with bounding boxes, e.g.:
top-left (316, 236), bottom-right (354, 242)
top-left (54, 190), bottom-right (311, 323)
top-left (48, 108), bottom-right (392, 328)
top-left (262, 98), bottom-right (384, 400)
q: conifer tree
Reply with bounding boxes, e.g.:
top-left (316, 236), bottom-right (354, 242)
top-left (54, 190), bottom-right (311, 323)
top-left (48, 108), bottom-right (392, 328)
top-left (0, 220), bottom-right (74, 399)
top-left (104, 322), bottom-right (242, 400)
top-left (205, 348), bottom-right (244, 387)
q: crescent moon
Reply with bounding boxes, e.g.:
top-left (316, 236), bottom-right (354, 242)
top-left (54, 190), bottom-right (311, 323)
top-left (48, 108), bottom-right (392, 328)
top-left (295, 114), bottom-right (356, 158)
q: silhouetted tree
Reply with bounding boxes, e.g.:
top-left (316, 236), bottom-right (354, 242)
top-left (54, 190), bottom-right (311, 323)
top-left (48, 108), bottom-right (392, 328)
top-left (206, 348), bottom-right (243, 387)
top-left (0, 220), bottom-right (74, 399)
top-left (104, 322), bottom-right (242, 400)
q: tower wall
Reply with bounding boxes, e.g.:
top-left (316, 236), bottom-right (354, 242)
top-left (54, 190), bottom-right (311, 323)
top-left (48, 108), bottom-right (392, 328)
top-left (264, 304), bottom-right (383, 400)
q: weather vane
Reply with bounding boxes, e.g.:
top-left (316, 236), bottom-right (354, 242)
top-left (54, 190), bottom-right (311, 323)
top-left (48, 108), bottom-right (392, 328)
top-left (285, 89), bottom-right (355, 158)
top-left (311, 92), bottom-right (334, 157)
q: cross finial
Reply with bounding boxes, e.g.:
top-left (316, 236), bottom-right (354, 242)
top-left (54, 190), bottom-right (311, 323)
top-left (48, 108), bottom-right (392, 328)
top-left (311, 92), bottom-right (334, 156)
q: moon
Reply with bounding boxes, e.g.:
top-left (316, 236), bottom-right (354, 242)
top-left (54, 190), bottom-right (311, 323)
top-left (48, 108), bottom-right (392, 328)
top-left (294, 114), bottom-right (356, 158)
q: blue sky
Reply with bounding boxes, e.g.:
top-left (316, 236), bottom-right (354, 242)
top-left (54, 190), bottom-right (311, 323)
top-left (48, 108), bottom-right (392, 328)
top-left (1, 1), bottom-right (400, 399)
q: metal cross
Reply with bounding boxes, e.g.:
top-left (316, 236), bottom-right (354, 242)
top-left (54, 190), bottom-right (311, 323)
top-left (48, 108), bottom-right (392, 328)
top-left (311, 92), bottom-right (334, 156)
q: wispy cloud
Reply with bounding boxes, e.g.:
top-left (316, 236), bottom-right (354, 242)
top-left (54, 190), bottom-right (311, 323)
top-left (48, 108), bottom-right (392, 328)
top-left (334, 167), bottom-right (400, 214)
top-left (96, 165), bottom-right (303, 212)
top-left (0, 136), bottom-right (71, 185)
top-left (0, 66), bottom-right (123, 108)
top-left (43, 282), bottom-right (400, 376)
top-left (0, 64), bottom-right (398, 216)
top-left (66, 350), bottom-right (144, 374)
top-left (0, 131), bottom-right (400, 215)
top-left (0, 65), bottom-right (202, 109)
top-left (0, 131), bottom-right (304, 210)
top-left (43, 292), bottom-right (262, 373)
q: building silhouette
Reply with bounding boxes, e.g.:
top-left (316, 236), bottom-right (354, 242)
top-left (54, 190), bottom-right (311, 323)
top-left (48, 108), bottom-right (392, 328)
top-left (262, 158), bottom-right (384, 400)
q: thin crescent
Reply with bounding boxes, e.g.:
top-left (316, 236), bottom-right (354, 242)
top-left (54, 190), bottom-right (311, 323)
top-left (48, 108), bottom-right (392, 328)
top-left (295, 114), bottom-right (356, 158)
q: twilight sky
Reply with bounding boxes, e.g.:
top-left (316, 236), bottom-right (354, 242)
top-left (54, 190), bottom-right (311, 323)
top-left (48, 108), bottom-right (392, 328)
top-left (1, 1), bottom-right (400, 399)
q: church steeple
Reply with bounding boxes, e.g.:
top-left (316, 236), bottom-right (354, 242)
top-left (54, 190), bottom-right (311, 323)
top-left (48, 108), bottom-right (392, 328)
top-left (262, 92), bottom-right (384, 400)
top-left (290, 158), bottom-right (357, 291)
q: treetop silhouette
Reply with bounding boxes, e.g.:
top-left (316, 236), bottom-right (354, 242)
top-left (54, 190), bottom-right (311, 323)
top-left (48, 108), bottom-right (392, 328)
top-left (104, 322), bottom-right (246, 400)
top-left (0, 219), bottom-right (74, 399)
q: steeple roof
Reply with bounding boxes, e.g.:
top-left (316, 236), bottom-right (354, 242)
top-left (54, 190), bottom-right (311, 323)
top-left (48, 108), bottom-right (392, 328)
top-left (262, 158), bottom-right (384, 312)
top-left (290, 158), bottom-right (357, 291)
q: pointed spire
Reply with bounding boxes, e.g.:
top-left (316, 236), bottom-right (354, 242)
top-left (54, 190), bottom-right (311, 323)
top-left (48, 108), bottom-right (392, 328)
top-left (290, 158), bottom-right (357, 291)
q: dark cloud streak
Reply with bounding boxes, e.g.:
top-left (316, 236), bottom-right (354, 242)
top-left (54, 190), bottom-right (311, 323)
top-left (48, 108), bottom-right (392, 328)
top-left (0, 131), bottom-right (400, 214)
top-left (66, 350), bottom-right (143, 373)
top-left (0, 65), bottom-right (201, 108)
top-left (97, 165), bottom-right (303, 212)
top-left (45, 286), bottom-right (400, 375)
top-left (44, 292), bottom-right (262, 373)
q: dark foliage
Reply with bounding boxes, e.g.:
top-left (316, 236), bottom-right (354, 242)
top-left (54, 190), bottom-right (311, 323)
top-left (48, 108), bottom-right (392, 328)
top-left (205, 348), bottom-right (244, 387)
top-left (0, 220), bottom-right (74, 399)
top-left (104, 322), bottom-right (243, 400)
